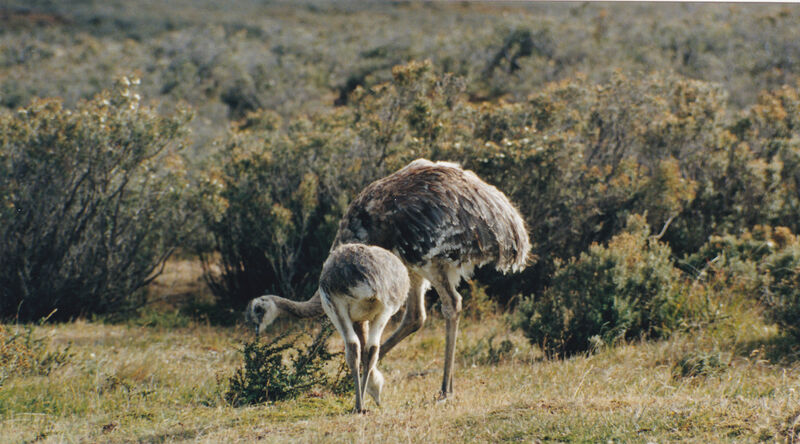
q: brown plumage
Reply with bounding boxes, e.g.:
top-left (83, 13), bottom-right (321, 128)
top-left (246, 159), bottom-right (531, 400)
top-left (333, 159), bottom-right (529, 272)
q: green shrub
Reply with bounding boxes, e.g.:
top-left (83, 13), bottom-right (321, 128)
top-left (0, 322), bottom-right (72, 386)
top-left (459, 334), bottom-right (516, 367)
top-left (224, 323), bottom-right (343, 406)
top-left (196, 61), bottom-right (800, 311)
top-left (197, 61), bottom-right (442, 307)
top-left (684, 225), bottom-right (791, 272)
top-left (0, 78), bottom-right (193, 321)
top-left (681, 226), bottom-right (792, 300)
top-left (673, 350), bottom-right (726, 378)
top-left (682, 226), bottom-right (800, 341)
top-left (514, 215), bottom-right (688, 357)
top-left (196, 114), bottom-right (358, 307)
top-left (763, 244), bottom-right (800, 340)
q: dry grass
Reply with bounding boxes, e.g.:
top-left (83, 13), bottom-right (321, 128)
top-left (1, 259), bottom-right (798, 443)
top-left (1, 312), bottom-right (798, 443)
top-left (147, 258), bottom-right (216, 309)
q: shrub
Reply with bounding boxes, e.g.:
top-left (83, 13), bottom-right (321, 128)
top-left (683, 226), bottom-right (800, 340)
top-left (514, 215), bottom-right (688, 357)
top-left (198, 62), bottom-right (800, 312)
top-left (224, 323), bottom-right (344, 406)
top-left (196, 114), bottom-right (358, 307)
top-left (763, 244), bottom-right (800, 340)
top-left (681, 226), bottom-right (790, 299)
top-left (684, 225), bottom-right (791, 272)
top-left (673, 350), bottom-right (726, 379)
top-left (0, 322), bottom-right (72, 386)
top-left (461, 281), bottom-right (498, 321)
top-left (0, 78), bottom-right (193, 321)
top-left (197, 61), bottom-right (443, 308)
top-left (459, 334), bottom-right (516, 367)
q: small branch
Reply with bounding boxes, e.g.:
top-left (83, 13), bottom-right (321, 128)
top-left (652, 215), bottom-right (676, 241)
top-left (572, 365), bottom-right (594, 399)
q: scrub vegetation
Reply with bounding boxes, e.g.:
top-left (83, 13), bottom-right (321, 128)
top-left (1, 1), bottom-right (799, 442)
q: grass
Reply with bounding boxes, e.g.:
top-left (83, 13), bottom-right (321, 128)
top-left (1, 259), bottom-right (798, 442)
top-left (1, 313), bottom-right (798, 442)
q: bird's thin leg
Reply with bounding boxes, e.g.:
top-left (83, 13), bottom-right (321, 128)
top-left (354, 321), bottom-right (369, 373)
top-left (433, 268), bottom-right (462, 399)
top-left (344, 337), bottom-right (364, 413)
top-left (324, 297), bottom-right (365, 414)
top-left (443, 315), bottom-right (459, 395)
top-left (380, 272), bottom-right (427, 359)
top-left (365, 312), bottom-right (392, 406)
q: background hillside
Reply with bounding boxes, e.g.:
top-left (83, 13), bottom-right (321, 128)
top-left (1, 2), bottom-right (799, 442)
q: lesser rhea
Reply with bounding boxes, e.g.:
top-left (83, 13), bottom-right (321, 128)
top-left (318, 243), bottom-right (409, 413)
top-left (246, 159), bottom-right (530, 400)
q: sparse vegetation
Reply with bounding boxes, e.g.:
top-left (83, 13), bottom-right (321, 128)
top-left (1, 314), bottom-right (798, 442)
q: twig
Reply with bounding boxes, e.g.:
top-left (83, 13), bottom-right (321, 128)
top-left (652, 215), bottom-right (676, 241)
top-left (572, 365), bottom-right (594, 399)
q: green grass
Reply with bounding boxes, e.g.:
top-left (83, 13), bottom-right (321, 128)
top-left (1, 312), bottom-right (798, 443)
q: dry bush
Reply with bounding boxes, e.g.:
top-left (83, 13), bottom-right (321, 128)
top-left (0, 78), bottom-right (193, 321)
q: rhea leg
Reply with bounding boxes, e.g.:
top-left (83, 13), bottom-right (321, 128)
top-left (354, 320), bottom-right (380, 406)
top-left (354, 321), bottom-right (369, 371)
top-left (344, 336), bottom-right (364, 413)
top-left (321, 295), bottom-right (365, 413)
top-left (432, 269), bottom-right (462, 399)
top-left (380, 272), bottom-right (427, 359)
top-left (342, 317), bottom-right (365, 413)
top-left (364, 312), bottom-right (392, 406)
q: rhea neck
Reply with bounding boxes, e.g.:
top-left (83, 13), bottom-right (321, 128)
top-left (270, 291), bottom-right (324, 319)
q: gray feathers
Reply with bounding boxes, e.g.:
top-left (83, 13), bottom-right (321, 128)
top-left (333, 159), bottom-right (531, 273)
top-left (320, 244), bottom-right (409, 311)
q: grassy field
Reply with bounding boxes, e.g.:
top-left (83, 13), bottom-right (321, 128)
top-left (3, 2), bottom-right (800, 442)
top-left (2, 261), bottom-right (799, 443)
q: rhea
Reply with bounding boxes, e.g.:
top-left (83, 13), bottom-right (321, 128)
top-left (246, 159), bottom-right (530, 399)
top-left (318, 243), bottom-right (409, 413)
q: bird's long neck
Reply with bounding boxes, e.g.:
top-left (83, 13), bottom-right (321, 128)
top-left (273, 291), bottom-right (325, 319)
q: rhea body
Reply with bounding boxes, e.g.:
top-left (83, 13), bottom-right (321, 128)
top-left (318, 243), bottom-right (409, 413)
top-left (246, 158), bottom-right (530, 399)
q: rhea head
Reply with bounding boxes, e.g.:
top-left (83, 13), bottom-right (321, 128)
top-left (244, 295), bottom-right (280, 336)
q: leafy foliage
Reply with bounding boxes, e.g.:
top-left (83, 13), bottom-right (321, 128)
top-left (0, 78), bottom-right (193, 321)
top-left (514, 215), bottom-right (690, 356)
top-left (196, 61), bottom-right (447, 307)
top-left (684, 226), bottom-right (800, 340)
top-left (198, 61), bottom-right (800, 319)
top-left (763, 245), bottom-right (800, 340)
top-left (460, 334), bottom-right (516, 367)
top-left (224, 323), bottom-right (343, 406)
